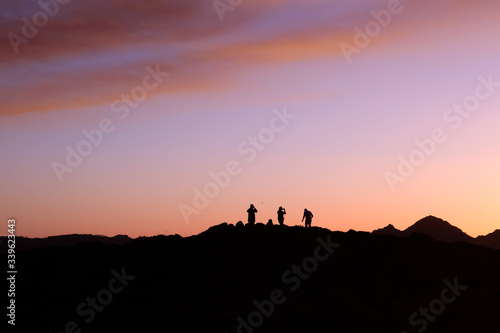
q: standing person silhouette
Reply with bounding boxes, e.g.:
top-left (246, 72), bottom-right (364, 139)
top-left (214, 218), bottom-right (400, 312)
top-left (247, 204), bottom-right (258, 225)
top-left (302, 208), bottom-right (313, 228)
top-left (277, 206), bottom-right (286, 226)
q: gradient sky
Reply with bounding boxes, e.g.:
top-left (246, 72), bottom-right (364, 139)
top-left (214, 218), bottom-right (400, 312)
top-left (1, 0), bottom-right (499, 238)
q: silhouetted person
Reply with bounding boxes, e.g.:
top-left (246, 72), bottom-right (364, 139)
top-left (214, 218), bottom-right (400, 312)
top-left (267, 219), bottom-right (273, 226)
top-left (302, 209), bottom-right (313, 228)
top-left (247, 204), bottom-right (258, 225)
top-left (277, 206), bottom-right (286, 226)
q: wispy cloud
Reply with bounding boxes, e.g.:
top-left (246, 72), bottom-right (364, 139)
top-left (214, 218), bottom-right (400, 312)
top-left (1, 0), bottom-right (498, 116)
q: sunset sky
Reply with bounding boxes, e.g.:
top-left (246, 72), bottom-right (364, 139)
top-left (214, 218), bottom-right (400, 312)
top-left (1, 0), bottom-right (499, 238)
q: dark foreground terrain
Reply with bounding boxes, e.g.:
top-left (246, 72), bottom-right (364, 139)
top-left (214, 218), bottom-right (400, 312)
top-left (5, 223), bottom-right (500, 332)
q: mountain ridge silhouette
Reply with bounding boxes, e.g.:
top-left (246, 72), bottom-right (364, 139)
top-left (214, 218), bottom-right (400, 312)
top-left (0, 233), bottom-right (132, 253)
top-left (6, 220), bottom-right (500, 332)
top-left (3, 215), bottom-right (497, 252)
top-left (372, 215), bottom-right (499, 249)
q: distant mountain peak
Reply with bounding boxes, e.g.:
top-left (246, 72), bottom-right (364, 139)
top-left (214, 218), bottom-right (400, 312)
top-left (475, 229), bottom-right (500, 249)
top-left (372, 224), bottom-right (402, 236)
top-left (415, 215), bottom-right (447, 224)
top-left (372, 217), bottom-right (499, 250)
top-left (403, 216), bottom-right (474, 243)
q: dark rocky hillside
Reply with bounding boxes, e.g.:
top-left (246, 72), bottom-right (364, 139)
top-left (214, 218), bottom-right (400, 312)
top-left (6, 223), bottom-right (500, 332)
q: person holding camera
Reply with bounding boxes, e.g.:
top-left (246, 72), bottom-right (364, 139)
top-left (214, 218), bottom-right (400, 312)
top-left (277, 206), bottom-right (286, 226)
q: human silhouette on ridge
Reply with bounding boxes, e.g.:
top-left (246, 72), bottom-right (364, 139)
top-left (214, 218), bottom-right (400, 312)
top-left (302, 208), bottom-right (313, 228)
top-left (247, 204), bottom-right (258, 225)
top-left (277, 206), bottom-right (286, 226)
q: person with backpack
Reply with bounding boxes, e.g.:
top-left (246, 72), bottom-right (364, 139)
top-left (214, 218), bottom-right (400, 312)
top-left (302, 208), bottom-right (313, 228)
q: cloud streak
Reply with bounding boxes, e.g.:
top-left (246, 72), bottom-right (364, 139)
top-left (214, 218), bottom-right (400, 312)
top-left (1, 0), bottom-right (498, 116)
